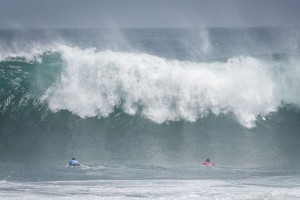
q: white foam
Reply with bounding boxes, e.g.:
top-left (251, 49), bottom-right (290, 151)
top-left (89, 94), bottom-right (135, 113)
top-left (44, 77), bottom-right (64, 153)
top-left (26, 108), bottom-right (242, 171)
top-left (0, 42), bottom-right (59, 63)
top-left (0, 179), bottom-right (300, 200)
top-left (40, 45), bottom-right (300, 128)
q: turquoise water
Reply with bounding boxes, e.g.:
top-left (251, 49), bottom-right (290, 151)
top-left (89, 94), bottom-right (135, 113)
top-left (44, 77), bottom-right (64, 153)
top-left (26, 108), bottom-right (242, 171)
top-left (0, 28), bottom-right (300, 199)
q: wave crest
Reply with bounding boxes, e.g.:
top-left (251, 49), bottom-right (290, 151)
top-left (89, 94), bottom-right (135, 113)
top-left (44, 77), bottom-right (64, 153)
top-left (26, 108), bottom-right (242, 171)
top-left (41, 45), bottom-right (300, 128)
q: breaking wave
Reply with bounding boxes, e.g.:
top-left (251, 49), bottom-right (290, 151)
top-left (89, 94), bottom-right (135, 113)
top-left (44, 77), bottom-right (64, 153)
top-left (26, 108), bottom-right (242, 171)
top-left (32, 45), bottom-right (300, 128)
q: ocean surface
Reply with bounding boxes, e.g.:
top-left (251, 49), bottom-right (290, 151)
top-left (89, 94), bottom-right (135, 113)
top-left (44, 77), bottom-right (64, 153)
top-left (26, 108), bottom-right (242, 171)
top-left (0, 28), bottom-right (300, 199)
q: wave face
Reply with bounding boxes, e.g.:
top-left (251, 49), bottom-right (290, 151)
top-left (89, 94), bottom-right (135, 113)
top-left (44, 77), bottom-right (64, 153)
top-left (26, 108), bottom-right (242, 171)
top-left (41, 46), bottom-right (300, 128)
top-left (0, 28), bottom-right (300, 172)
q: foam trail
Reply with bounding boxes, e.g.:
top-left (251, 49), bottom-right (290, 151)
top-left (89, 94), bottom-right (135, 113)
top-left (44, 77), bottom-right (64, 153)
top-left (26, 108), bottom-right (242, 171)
top-left (41, 45), bottom-right (300, 128)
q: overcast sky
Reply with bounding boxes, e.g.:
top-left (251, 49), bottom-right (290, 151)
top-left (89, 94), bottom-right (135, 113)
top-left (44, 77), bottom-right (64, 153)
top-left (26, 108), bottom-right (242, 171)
top-left (0, 0), bottom-right (299, 28)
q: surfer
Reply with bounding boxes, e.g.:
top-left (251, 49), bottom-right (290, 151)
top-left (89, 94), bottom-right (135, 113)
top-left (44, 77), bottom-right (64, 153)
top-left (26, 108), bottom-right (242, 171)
top-left (68, 157), bottom-right (80, 167)
top-left (202, 158), bottom-right (215, 166)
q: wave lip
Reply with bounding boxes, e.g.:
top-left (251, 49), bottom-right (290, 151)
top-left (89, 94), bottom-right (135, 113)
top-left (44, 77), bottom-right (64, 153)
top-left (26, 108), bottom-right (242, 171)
top-left (35, 45), bottom-right (300, 128)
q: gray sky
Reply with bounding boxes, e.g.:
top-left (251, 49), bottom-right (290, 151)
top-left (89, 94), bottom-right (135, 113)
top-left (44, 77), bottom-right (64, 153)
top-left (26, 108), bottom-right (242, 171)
top-left (0, 0), bottom-right (299, 28)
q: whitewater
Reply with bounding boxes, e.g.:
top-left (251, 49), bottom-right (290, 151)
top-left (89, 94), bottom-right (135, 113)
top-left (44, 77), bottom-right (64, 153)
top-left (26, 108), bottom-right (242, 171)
top-left (0, 28), bottom-right (300, 199)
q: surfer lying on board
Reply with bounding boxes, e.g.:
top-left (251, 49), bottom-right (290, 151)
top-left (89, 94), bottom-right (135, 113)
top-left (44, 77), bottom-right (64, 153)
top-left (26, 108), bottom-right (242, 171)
top-left (202, 158), bottom-right (216, 166)
top-left (68, 157), bottom-right (81, 167)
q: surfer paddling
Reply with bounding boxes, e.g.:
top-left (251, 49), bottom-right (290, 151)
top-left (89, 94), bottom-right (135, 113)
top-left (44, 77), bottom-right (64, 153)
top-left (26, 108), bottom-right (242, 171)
top-left (202, 158), bottom-right (216, 166)
top-left (68, 157), bottom-right (81, 167)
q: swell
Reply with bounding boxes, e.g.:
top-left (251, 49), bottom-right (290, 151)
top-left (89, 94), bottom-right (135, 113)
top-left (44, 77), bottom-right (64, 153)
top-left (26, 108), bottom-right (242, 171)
top-left (43, 45), bottom-right (300, 128)
top-left (1, 46), bottom-right (300, 127)
top-left (0, 46), bottom-right (300, 168)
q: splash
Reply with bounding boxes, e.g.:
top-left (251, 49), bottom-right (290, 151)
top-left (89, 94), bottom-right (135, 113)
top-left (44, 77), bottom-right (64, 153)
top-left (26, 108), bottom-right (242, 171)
top-left (39, 45), bottom-right (300, 128)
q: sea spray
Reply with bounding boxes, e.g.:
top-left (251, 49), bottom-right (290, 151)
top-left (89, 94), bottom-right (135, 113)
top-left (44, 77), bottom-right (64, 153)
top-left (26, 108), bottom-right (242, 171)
top-left (1, 28), bottom-right (300, 170)
top-left (39, 45), bottom-right (300, 128)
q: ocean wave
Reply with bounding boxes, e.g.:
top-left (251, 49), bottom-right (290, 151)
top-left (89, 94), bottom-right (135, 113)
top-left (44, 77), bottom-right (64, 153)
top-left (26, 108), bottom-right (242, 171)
top-left (27, 45), bottom-right (300, 128)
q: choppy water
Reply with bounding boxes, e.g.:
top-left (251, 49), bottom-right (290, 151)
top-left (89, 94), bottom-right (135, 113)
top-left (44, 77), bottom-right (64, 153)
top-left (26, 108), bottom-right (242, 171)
top-left (1, 178), bottom-right (300, 200)
top-left (0, 28), bottom-right (300, 199)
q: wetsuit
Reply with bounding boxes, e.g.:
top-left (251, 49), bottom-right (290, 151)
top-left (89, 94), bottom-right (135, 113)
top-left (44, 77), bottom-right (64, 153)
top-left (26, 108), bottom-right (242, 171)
top-left (202, 162), bottom-right (215, 166)
top-left (69, 159), bottom-right (80, 166)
